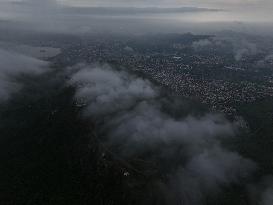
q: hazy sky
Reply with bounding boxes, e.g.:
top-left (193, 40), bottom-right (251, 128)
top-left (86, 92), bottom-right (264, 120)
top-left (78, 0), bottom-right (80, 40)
top-left (60, 0), bottom-right (273, 9)
top-left (1, 0), bottom-right (273, 31)
top-left (1, 0), bottom-right (272, 9)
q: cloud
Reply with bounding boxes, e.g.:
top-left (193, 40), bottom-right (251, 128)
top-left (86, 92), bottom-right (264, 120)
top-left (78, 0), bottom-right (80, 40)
top-left (248, 176), bottom-right (273, 205)
top-left (62, 0), bottom-right (273, 9)
top-left (167, 147), bottom-right (255, 204)
top-left (2, 1), bottom-right (220, 34)
top-left (192, 39), bottom-right (213, 50)
top-left (233, 39), bottom-right (258, 61)
top-left (69, 64), bottom-right (157, 117)
top-left (64, 6), bottom-right (221, 15)
top-left (192, 35), bottom-right (259, 61)
top-left (1, 0), bottom-right (273, 35)
top-left (261, 185), bottom-right (273, 205)
top-left (0, 0), bottom-right (60, 24)
top-left (105, 102), bottom-right (235, 157)
top-left (69, 64), bottom-right (256, 204)
top-left (0, 49), bottom-right (48, 102)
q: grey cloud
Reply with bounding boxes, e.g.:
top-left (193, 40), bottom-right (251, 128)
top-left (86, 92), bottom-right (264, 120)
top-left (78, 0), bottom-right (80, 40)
top-left (264, 54), bottom-right (273, 61)
top-left (0, 49), bottom-right (48, 102)
top-left (69, 64), bottom-right (256, 204)
top-left (261, 185), bottom-right (273, 205)
top-left (69, 64), bottom-right (157, 117)
top-left (63, 0), bottom-right (273, 8)
top-left (192, 39), bottom-right (213, 50)
top-left (106, 102), bottom-right (235, 156)
top-left (192, 35), bottom-right (260, 61)
top-left (167, 147), bottom-right (255, 205)
top-left (186, 147), bottom-right (255, 188)
top-left (1, 0), bottom-right (273, 35)
top-left (64, 6), bottom-right (221, 15)
top-left (219, 36), bottom-right (259, 61)
top-left (2, 1), bottom-right (211, 34)
top-left (233, 40), bottom-right (258, 61)
top-left (248, 176), bottom-right (273, 205)
top-left (257, 53), bottom-right (273, 66)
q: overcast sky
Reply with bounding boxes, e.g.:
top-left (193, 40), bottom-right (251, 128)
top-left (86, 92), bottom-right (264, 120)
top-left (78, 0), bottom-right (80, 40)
top-left (0, 0), bottom-right (271, 9)
top-left (0, 0), bottom-right (273, 30)
top-left (59, 0), bottom-right (273, 9)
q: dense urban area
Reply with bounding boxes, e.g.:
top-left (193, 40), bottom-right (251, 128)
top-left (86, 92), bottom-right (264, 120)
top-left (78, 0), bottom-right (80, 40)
top-left (44, 32), bottom-right (273, 116)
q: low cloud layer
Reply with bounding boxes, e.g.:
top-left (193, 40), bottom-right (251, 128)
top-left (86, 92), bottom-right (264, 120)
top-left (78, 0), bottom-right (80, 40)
top-left (192, 35), bottom-right (260, 61)
top-left (62, 0), bottom-right (273, 9)
top-left (0, 49), bottom-right (48, 102)
top-left (69, 64), bottom-right (256, 204)
top-left (248, 176), bottom-right (273, 205)
top-left (1, 0), bottom-right (273, 36)
top-left (261, 184), bottom-right (273, 205)
top-left (69, 65), bottom-right (156, 118)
